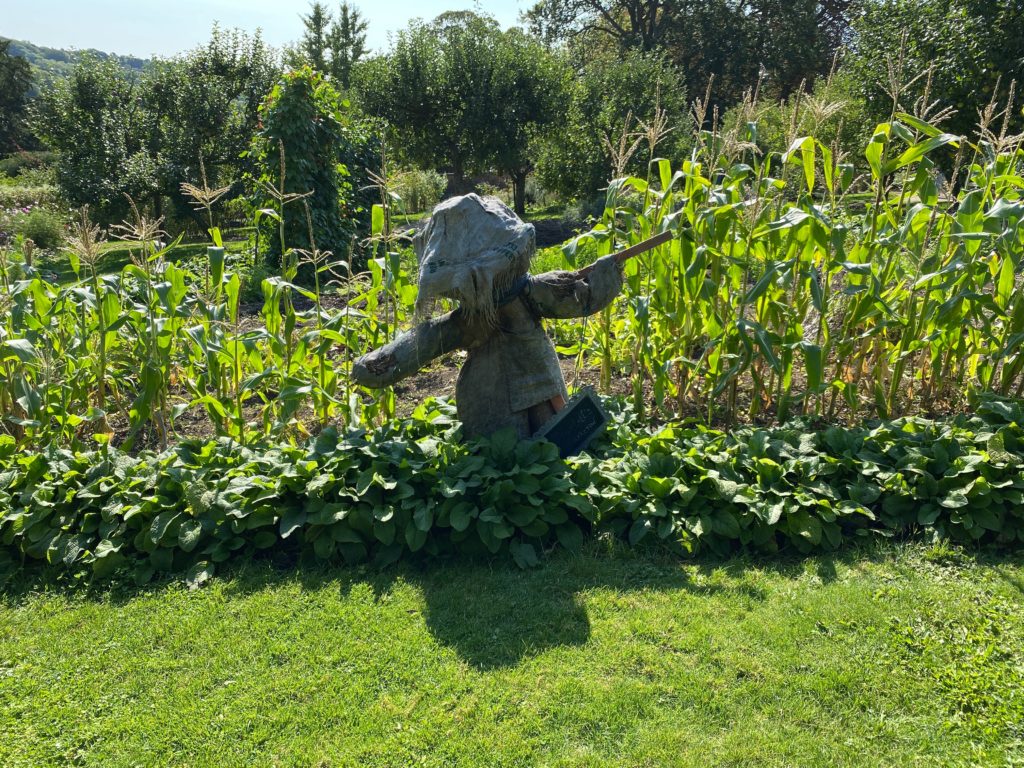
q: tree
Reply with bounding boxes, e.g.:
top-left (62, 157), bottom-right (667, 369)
top-left (297, 2), bottom-right (333, 73)
top-left (287, 2), bottom-right (369, 89)
top-left (485, 30), bottom-right (566, 214)
top-left (534, 49), bottom-right (690, 202)
top-left (34, 27), bottom-right (279, 227)
top-left (745, 0), bottom-right (846, 96)
top-left (354, 14), bottom-right (492, 192)
top-left (848, 0), bottom-right (1024, 138)
top-left (528, 0), bottom-right (854, 108)
top-left (33, 55), bottom-right (156, 223)
top-left (0, 39), bottom-right (33, 154)
top-left (526, 0), bottom-right (678, 51)
top-left (249, 67), bottom-right (380, 270)
top-left (355, 12), bottom-right (565, 213)
top-left (327, 2), bottom-right (368, 88)
top-left (146, 26), bottom-right (279, 226)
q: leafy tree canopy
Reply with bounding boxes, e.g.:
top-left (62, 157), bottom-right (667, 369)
top-left (33, 27), bottom-right (279, 226)
top-left (33, 55), bottom-right (156, 223)
top-left (0, 39), bottom-right (33, 154)
top-left (534, 49), bottom-right (690, 202)
top-left (527, 0), bottom-right (854, 107)
top-left (147, 26), bottom-right (279, 224)
top-left (355, 12), bottom-right (566, 214)
top-left (848, 0), bottom-right (1024, 139)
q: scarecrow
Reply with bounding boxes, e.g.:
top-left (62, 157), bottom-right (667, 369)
top-left (351, 194), bottom-right (630, 439)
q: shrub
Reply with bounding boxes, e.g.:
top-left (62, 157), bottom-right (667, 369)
top-left (13, 207), bottom-right (66, 250)
top-left (3, 396), bottom-right (1024, 585)
top-left (0, 185), bottom-right (60, 209)
top-left (390, 168), bottom-right (447, 213)
top-left (0, 150), bottom-right (56, 178)
top-left (476, 181), bottom-right (512, 207)
top-left (524, 175), bottom-right (559, 210)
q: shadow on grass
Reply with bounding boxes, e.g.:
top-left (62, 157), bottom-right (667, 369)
top-left (2, 540), bottom-right (1017, 670)
top-left (269, 546), bottom-right (751, 669)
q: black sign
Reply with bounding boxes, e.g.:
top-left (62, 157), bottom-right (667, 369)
top-left (533, 387), bottom-right (610, 458)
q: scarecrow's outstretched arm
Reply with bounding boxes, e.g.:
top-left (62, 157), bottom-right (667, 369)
top-left (525, 254), bottom-right (624, 319)
top-left (351, 310), bottom-right (482, 388)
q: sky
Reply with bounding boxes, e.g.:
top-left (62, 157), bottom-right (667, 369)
top-left (0, 0), bottom-right (528, 58)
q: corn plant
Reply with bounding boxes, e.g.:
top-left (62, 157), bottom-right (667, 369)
top-left (563, 102), bottom-right (1024, 426)
top-left (2, 90), bottom-right (1021, 453)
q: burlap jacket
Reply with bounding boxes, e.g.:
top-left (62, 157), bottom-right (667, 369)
top-left (352, 256), bottom-right (624, 438)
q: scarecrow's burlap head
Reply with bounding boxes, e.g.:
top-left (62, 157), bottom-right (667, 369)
top-left (413, 194), bottom-right (536, 323)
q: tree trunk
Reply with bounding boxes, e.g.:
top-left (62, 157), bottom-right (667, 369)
top-left (512, 171), bottom-right (527, 217)
top-left (451, 155), bottom-right (466, 194)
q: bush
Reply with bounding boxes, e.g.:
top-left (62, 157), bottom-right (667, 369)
top-left (3, 396), bottom-right (1024, 584)
top-left (476, 181), bottom-right (512, 208)
top-left (524, 175), bottom-right (559, 210)
top-left (0, 185), bottom-right (60, 209)
top-left (0, 150), bottom-right (56, 178)
top-left (721, 70), bottom-right (874, 166)
top-left (391, 168), bottom-right (447, 213)
top-left (12, 207), bottom-right (66, 250)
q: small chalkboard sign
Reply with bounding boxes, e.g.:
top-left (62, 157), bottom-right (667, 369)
top-left (533, 387), bottom-right (610, 458)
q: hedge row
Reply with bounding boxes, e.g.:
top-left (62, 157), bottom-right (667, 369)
top-left (0, 184), bottom-right (60, 210)
top-left (2, 397), bottom-right (1023, 585)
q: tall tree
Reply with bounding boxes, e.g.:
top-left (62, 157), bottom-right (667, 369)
top-left (483, 29), bottom-right (566, 214)
top-left (528, 0), bottom-right (855, 107)
top-left (288, 2), bottom-right (369, 89)
top-left (0, 39), bottom-right (33, 154)
top-left (817, 0), bottom-right (856, 52)
top-left (848, 0), bottom-right (1024, 138)
top-left (526, 0), bottom-right (679, 51)
top-left (33, 56), bottom-right (155, 223)
top-left (355, 14), bottom-right (495, 192)
top-left (298, 2), bottom-right (333, 73)
top-left (34, 27), bottom-right (279, 227)
top-left (355, 12), bottom-right (566, 213)
top-left (534, 49), bottom-right (690, 202)
top-left (147, 26), bottom-right (279, 224)
top-left (327, 2), bottom-right (368, 88)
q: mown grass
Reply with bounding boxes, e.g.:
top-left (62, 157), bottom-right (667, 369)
top-left (1, 542), bottom-right (1022, 767)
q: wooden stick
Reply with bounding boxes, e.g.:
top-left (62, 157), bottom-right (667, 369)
top-left (577, 230), bottom-right (674, 276)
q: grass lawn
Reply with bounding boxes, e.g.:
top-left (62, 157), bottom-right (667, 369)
top-left (1, 542), bottom-right (1022, 767)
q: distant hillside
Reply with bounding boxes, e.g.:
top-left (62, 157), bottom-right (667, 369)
top-left (3, 38), bottom-right (149, 93)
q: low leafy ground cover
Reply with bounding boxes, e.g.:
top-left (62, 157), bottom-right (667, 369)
top-left (1, 543), bottom-right (1021, 766)
top-left (3, 396), bottom-right (1024, 586)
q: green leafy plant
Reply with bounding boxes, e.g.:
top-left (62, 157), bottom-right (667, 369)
top-left (248, 66), bottom-right (379, 273)
top-left (13, 208), bottom-right (65, 251)
top-left (4, 395), bottom-right (1024, 585)
top-left (390, 168), bottom-right (447, 213)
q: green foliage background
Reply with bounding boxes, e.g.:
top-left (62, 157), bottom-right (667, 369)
top-left (848, 0), bottom-right (1024, 138)
top-left (248, 66), bottom-right (380, 270)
